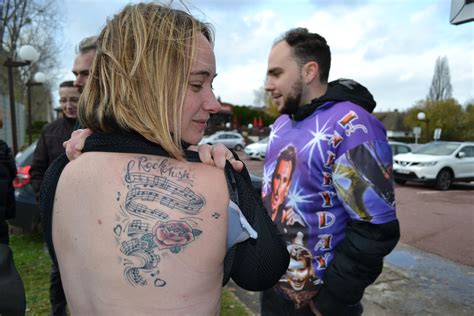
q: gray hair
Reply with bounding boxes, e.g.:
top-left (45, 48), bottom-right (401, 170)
top-left (76, 35), bottom-right (98, 54)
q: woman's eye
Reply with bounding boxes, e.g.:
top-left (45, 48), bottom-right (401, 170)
top-left (190, 83), bottom-right (203, 91)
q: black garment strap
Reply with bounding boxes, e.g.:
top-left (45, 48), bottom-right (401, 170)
top-left (82, 131), bottom-right (200, 162)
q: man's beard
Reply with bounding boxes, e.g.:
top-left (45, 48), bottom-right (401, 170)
top-left (279, 78), bottom-right (303, 115)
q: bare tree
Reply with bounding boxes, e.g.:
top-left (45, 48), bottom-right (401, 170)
top-left (427, 56), bottom-right (453, 101)
top-left (1, 0), bottom-right (63, 121)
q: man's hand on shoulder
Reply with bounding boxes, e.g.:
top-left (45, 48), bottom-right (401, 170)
top-left (63, 128), bottom-right (93, 161)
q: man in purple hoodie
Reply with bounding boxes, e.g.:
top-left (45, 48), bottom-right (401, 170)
top-left (261, 28), bottom-right (400, 316)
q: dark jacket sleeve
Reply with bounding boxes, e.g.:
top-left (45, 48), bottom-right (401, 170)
top-left (39, 154), bottom-right (70, 266)
top-left (29, 132), bottom-right (50, 200)
top-left (0, 140), bottom-right (16, 221)
top-left (224, 162), bottom-right (289, 291)
top-left (314, 219), bottom-right (400, 315)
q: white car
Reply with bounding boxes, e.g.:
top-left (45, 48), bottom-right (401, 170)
top-left (393, 141), bottom-right (474, 190)
top-left (244, 137), bottom-right (268, 160)
top-left (199, 131), bottom-right (246, 150)
top-left (389, 141), bottom-right (412, 156)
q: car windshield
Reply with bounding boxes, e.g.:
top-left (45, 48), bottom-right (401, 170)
top-left (258, 137), bottom-right (269, 144)
top-left (412, 142), bottom-right (461, 156)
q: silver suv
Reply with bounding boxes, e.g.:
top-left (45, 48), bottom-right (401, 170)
top-left (393, 141), bottom-right (474, 190)
top-left (199, 131), bottom-right (246, 150)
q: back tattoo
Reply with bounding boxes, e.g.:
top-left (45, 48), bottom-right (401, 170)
top-left (114, 156), bottom-right (206, 287)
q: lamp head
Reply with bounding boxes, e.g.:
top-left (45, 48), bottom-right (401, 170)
top-left (417, 112), bottom-right (426, 121)
top-left (33, 72), bottom-right (46, 83)
top-left (18, 45), bottom-right (40, 63)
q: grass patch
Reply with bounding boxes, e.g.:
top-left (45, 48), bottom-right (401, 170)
top-left (221, 287), bottom-right (252, 315)
top-left (10, 231), bottom-right (250, 315)
top-left (10, 231), bottom-right (50, 315)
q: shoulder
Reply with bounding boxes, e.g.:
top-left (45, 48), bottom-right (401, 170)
top-left (65, 152), bottom-right (227, 190)
top-left (41, 119), bottom-right (64, 133)
top-left (320, 102), bottom-right (388, 154)
top-left (327, 102), bottom-right (379, 124)
top-left (273, 114), bottom-right (290, 126)
top-left (270, 115), bottom-right (291, 135)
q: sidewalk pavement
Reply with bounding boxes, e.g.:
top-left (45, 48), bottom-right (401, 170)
top-left (225, 242), bottom-right (474, 315)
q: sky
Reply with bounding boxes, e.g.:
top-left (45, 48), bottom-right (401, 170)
top-left (55, 0), bottom-right (473, 112)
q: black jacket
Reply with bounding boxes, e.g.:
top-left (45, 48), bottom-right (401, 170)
top-left (0, 140), bottom-right (16, 222)
top-left (30, 117), bottom-right (76, 199)
top-left (298, 79), bottom-right (400, 315)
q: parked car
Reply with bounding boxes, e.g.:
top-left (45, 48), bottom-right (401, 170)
top-left (393, 141), bottom-right (474, 190)
top-left (199, 131), bottom-right (246, 150)
top-left (8, 141), bottom-right (40, 231)
top-left (389, 141), bottom-right (412, 156)
top-left (244, 137), bottom-right (268, 161)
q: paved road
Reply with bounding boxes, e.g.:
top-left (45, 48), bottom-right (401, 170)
top-left (228, 151), bottom-right (474, 315)
top-left (395, 182), bottom-right (474, 266)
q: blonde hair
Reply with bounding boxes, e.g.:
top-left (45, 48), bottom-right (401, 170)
top-left (78, 2), bottom-right (213, 159)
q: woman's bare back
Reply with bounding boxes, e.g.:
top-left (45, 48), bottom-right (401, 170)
top-left (53, 152), bottom-right (229, 315)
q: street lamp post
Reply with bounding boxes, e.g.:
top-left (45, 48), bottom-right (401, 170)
top-left (26, 72), bottom-right (46, 144)
top-left (2, 45), bottom-right (40, 154)
top-left (417, 111), bottom-right (430, 143)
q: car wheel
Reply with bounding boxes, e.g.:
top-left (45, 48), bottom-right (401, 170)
top-left (234, 144), bottom-right (243, 151)
top-left (394, 179), bottom-right (406, 185)
top-left (435, 169), bottom-right (452, 191)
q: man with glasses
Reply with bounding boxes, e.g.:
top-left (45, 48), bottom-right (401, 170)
top-left (30, 80), bottom-right (79, 316)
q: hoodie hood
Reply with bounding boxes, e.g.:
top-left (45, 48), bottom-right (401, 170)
top-left (293, 78), bottom-right (377, 121)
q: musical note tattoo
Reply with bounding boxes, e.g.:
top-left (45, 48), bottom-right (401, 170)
top-left (115, 156), bottom-right (206, 287)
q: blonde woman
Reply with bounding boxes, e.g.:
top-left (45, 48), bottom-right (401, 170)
top-left (40, 3), bottom-right (288, 315)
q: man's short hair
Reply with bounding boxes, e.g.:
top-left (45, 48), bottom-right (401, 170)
top-left (59, 80), bottom-right (75, 88)
top-left (276, 28), bottom-right (331, 84)
top-left (76, 35), bottom-right (98, 54)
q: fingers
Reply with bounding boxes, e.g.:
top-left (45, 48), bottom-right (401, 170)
top-left (197, 144), bottom-right (214, 166)
top-left (229, 158), bottom-right (244, 172)
top-left (64, 128), bottom-right (93, 161)
top-left (197, 143), bottom-right (244, 172)
top-left (187, 145), bottom-right (199, 152)
top-left (75, 128), bottom-right (92, 150)
top-left (210, 144), bottom-right (229, 169)
top-left (213, 144), bottom-right (244, 172)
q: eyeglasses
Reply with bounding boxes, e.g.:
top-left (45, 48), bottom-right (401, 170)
top-left (59, 97), bottom-right (79, 104)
